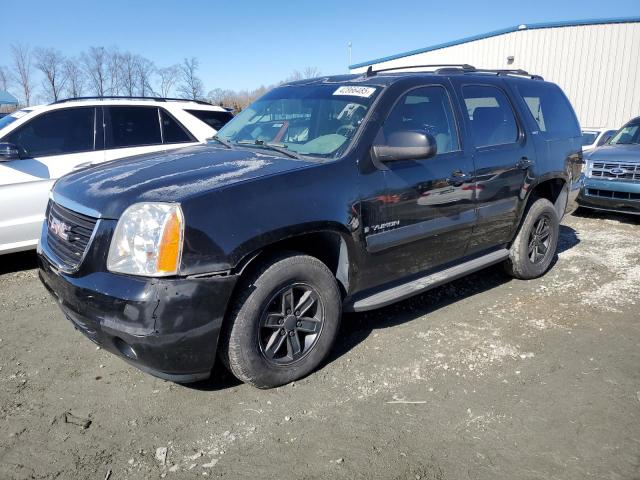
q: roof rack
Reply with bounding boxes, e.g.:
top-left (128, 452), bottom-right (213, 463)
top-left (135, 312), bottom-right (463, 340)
top-left (365, 64), bottom-right (476, 77)
top-left (364, 64), bottom-right (543, 80)
top-left (51, 96), bottom-right (214, 106)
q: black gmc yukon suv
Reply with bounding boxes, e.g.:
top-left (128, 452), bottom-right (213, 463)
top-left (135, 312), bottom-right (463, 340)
top-left (38, 66), bottom-right (583, 388)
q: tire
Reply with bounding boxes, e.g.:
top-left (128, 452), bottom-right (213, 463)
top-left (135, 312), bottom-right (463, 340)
top-left (219, 252), bottom-right (342, 388)
top-left (504, 197), bottom-right (559, 280)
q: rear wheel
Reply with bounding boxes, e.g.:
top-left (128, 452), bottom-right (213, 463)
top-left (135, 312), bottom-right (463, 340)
top-left (219, 252), bottom-right (341, 388)
top-left (504, 197), bottom-right (559, 279)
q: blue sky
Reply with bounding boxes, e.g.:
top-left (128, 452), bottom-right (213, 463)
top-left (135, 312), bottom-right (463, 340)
top-left (1, 0), bottom-right (639, 93)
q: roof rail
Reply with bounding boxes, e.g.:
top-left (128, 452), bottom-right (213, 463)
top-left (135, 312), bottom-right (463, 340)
top-left (363, 64), bottom-right (543, 80)
top-left (51, 96), bottom-right (213, 106)
top-left (365, 64), bottom-right (476, 77)
top-left (471, 68), bottom-right (544, 80)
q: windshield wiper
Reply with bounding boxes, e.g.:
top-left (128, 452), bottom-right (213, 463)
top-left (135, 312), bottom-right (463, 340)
top-left (236, 140), bottom-right (300, 159)
top-left (209, 135), bottom-right (234, 149)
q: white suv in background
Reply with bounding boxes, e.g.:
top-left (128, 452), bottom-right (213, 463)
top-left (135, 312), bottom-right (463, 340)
top-left (581, 127), bottom-right (617, 152)
top-left (0, 97), bottom-right (233, 254)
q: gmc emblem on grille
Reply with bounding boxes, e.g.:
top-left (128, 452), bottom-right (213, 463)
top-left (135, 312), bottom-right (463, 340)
top-left (49, 216), bottom-right (71, 241)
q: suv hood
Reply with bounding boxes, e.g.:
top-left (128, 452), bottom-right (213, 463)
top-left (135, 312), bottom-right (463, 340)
top-left (587, 144), bottom-right (640, 162)
top-left (53, 145), bottom-right (317, 219)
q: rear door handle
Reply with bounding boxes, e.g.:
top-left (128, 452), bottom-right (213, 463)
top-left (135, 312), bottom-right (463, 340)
top-left (447, 170), bottom-right (471, 186)
top-left (516, 157), bottom-right (533, 170)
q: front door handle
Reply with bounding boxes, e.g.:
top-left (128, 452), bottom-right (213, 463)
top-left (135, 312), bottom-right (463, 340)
top-left (447, 170), bottom-right (471, 186)
top-left (516, 157), bottom-right (533, 170)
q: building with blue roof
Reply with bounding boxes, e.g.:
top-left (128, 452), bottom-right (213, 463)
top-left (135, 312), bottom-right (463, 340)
top-left (350, 17), bottom-right (640, 128)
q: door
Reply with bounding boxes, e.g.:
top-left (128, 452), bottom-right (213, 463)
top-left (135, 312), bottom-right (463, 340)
top-left (455, 82), bottom-right (536, 253)
top-left (365, 84), bottom-right (476, 278)
top-left (0, 107), bottom-right (104, 253)
top-left (103, 106), bottom-right (198, 162)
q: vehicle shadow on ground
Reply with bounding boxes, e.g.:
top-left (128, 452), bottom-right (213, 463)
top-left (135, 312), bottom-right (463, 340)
top-left (190, 224), bottom-right (581, 391)
top-left (0, 251), bottom-right (39, 275)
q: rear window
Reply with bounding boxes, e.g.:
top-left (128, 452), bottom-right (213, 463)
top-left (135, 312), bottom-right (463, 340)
top-left (518, 82), bottom-right (580, 139)
top-left (160, 109), bottom-right (194, 143)
top-left (462, 85), bottom-right (519, 148)
top-left (185, 109), bottom-right (233, 131)
top-left (106, 106), bottom-right (161, 148)
top-left (581, 131), bottom-right (598, 145)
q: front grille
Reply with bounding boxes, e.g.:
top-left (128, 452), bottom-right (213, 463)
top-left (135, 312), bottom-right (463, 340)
top-left (586, 189), bottom-right (640, 201)
top-left (589, 161), bottom-right (640, 181)
top-left (46, 201), bottom-right (98, 271)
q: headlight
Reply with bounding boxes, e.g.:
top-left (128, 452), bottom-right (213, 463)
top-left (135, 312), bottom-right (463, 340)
top-left (107, 203), bottom-right (184, 277)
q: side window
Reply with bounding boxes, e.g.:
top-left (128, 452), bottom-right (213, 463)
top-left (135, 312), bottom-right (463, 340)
top-left (598, 130), bottom-right (616, 146)
top-left (383, 86), bottom-right (460, 154)
top-left (160, 109), bottom-right (194, 144)
top-left (462, 85), bottom-right (519, 148)
top-left (185, 109), bottom-right (234, 131)
top-left (4, 107), bottom-right (95, 157)
top-left (517, 82), bottom-right (580, 138)
top-left (105, 106), bottom-right (161, 149)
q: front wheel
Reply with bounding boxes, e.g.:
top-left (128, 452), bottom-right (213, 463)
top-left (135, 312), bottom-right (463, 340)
top-left (504, 197), bottom-right (559, 279)
top-left (219, 253), bottom-right (342, 388)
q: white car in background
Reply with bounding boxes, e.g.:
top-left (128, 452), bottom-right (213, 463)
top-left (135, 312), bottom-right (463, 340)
top-left (581, 127), bottom-right (616, 152)
top-left (0, 97), bottom-right (233, 254)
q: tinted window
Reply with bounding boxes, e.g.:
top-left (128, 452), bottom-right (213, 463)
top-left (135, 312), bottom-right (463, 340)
top-left (463, 85), bottom-right (518, 147)
top-left (4, 107), bottom-right (94, 157)
top-left (106, 106), bottom-right (161, 148)
top-left (518, 82), bottom-right (580, 138)
top-left (160, 109), bottom-right (193, 143)
top-left (581, 131), bottom-right (598, 145)
top-left (383, 86), bottom-right (460, 154)
top-left (185, 109), bottom-right (234, 131)
top-left (598, 130), bottom-right (616, 146)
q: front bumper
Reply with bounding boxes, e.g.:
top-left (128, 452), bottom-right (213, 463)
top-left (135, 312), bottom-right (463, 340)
top-left (578, 178), bottom-right (640, 215)
top-left (38, 251), bottom-right (238, 383)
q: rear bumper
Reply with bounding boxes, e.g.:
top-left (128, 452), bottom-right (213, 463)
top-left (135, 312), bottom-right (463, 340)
top-left (38, 251), bottom-right (237, 383)
top-left (578, 178), bottom-right (640, 215)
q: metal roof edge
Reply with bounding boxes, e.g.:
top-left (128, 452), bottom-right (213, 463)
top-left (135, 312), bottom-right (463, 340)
top-left (349, 16), bottom-right (640, 69)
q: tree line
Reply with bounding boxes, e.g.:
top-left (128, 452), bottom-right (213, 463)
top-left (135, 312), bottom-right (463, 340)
top-left (1, 44), bottom-right (321, 111)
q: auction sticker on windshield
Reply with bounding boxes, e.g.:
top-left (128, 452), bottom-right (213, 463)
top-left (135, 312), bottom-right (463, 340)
top-left (333, 86), bottom-right (376, 98)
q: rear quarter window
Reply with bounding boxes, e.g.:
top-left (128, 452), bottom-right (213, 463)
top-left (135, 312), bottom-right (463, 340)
top-left (185, 109), bottom-right (234, 131)
top-left (517, 82), bottom-right (580, 139)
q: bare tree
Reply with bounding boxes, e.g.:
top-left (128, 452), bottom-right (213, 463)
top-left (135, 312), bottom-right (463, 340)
top-left (177, 57), bottom-right (204, 100)
top-left (10, 44), bottom-right (34, 106)
top-left (106, 47), bottom-right (123, 95)
top-left (157, 65), bottom-right (179, 97)
top-left (82, 46), bottom-right (108, 96)
top-left (34, 47), bottom-right (68, 101)
top-left (135, 56), bottom-right (155, 96)
top-left (303, 66), bottom-right (322, 79)
top-left (64, 58), bottom-right (85, 98)
top-left (119, 52), bottom-right (137, 96)
top-left (0, 66), bottom-right (9, 91)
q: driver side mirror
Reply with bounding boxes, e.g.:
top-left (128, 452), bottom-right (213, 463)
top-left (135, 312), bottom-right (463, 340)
top-left (371, 131), bottom-right (437, 165)
top-left (0, 143), bottom-right (21, 161)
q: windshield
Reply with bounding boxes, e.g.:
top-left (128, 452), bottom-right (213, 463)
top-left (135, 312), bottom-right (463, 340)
top-left (216, 84), bottom-right (380, 159)
top-left (581, 131), bottom-right (598, 145)
top-left (609, 121), bottom-right (640, 145)
top-left (0, 112), bottom-right (23, 131)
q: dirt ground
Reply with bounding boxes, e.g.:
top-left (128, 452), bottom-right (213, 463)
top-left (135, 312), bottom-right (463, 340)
top-left (0, 210), bottom-right (639, 480)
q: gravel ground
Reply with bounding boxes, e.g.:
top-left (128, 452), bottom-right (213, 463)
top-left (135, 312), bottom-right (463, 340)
top-left (0, 210), bottom-right (639, 480)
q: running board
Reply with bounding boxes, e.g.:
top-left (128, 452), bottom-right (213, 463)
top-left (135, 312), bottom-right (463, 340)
top-left (345, 249), bottom-right (510, 312)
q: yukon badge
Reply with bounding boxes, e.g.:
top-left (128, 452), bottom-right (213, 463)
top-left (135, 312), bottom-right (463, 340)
top-left (49, 215), bottom-right (71, 241)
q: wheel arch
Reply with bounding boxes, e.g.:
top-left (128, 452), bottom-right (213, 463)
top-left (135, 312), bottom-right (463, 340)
top-left (231, 226), bottom-right (354, 298)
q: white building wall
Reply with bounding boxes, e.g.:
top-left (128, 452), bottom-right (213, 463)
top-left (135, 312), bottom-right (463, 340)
top-left (351, 22), bottom-right (640, 128)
